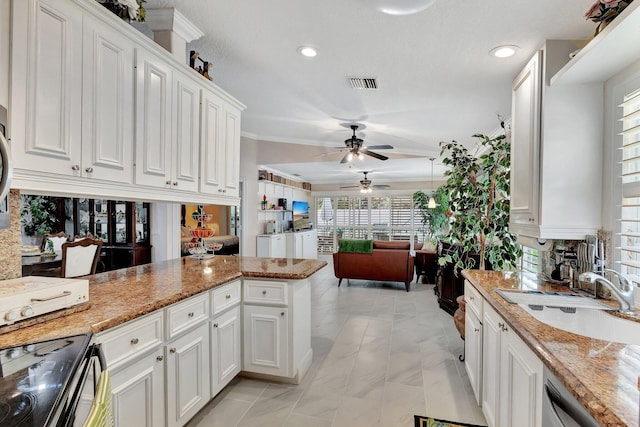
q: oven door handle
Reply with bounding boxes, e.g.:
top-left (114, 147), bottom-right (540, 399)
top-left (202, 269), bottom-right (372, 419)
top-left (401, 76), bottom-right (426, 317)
top-left (60, 343), bottom-right (106, 427)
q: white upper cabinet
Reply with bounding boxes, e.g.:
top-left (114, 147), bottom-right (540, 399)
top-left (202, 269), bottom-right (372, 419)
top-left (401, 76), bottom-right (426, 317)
top-left (200, 88), bottom-right (242, 197)
top-left (11, 0), bottom-right (83, 176)
top-left (509, 41), bottom-right (603, 240)
top-left (171, 69), bottom-right (201, 192)
top-left (9, 0), bottom-right (244, 204)
top-left (11, 0), bottom-right (134, 183)
top-left (82, 13), bottom-right (134, 183)
top-left (134, 48), bottom-right (173, 189)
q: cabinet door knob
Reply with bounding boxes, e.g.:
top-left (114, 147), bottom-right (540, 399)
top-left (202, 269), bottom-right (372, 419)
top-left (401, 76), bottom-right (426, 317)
top-left (469, 295), bottom-right (474, 300)
top-left (280, 311), bottom-right (285, 316)
top-left (226, 294), bottom-right (231, 299)
top-left (262, 290), bottom-right (267, 295)
top-left (130, 338), bottom-right (139, 345)
top-left (498, 322), bottom-right (504, 329)
top-left (474, 328), bottom-right (479, 333)
top-left (213, 323), bottom-right (218, 328)
top-left (188, 312), bottom-right (194, 317)
top-left (166, 180), bottom-right (172, 185)
top-left (169, 348), bottom-right (176, 353)
top-left (156, 355), bottom-right (164, 362)
top-left (173, 181), bottom-right (178, 186)
top-left (85, 167), bottom-right (93, 173)
top-left (71, 164), bottom-right (80, 171)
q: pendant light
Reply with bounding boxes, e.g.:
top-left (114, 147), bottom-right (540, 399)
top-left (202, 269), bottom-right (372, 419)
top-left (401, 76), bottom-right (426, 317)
top-left (428, 157), bottom-right (437, 209)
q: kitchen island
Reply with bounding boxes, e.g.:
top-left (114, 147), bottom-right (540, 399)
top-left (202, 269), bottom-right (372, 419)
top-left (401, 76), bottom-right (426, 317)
top-left (0, 256), bottom-right (326, 349)
top-left (463, 269), bottom-right (639, 427)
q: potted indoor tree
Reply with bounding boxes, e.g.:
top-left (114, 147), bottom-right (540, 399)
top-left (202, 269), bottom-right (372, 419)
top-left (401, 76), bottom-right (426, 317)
top-left (439, 119), bottom-right (521, 272)
top-left (20, 195), bottom-right (59, 247)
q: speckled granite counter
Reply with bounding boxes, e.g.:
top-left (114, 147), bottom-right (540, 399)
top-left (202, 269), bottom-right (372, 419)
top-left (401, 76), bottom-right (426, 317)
top-left (463, 269), bottom-right (640, 427)
top-left (0, 256), bottom-right (326, 349)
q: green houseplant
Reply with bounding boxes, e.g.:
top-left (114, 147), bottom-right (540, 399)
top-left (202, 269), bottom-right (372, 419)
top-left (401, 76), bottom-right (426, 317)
top-left (438, 120), bottom-right (521, 271)
top-left (413, 185), bottom-right (449, 245)
top-left (20, 195), bottom-right (59, 240)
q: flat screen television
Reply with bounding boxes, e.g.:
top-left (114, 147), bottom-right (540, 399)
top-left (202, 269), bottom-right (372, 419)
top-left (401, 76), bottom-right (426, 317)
top-left (292, 200), bottom-right (310, 230)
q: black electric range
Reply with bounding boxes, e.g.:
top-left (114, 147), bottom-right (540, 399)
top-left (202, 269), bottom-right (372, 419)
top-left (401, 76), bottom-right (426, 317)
top-left (0, 334), bottom-right (92, 427)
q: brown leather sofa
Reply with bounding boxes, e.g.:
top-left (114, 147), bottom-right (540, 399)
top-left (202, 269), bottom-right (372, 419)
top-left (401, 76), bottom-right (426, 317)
top-left (332, 240), bottom-right (422, 292)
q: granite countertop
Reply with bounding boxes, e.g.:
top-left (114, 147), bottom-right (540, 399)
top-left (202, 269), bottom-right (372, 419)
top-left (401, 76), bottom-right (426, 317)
top-left (463, 269), bottom-right (640, 427)
top-left (0, 256), bottom-right (327, 349)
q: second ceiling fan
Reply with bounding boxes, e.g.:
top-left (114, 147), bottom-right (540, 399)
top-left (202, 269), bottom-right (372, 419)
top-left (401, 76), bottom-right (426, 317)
top-left (340, 171), bottom-right (390, 193)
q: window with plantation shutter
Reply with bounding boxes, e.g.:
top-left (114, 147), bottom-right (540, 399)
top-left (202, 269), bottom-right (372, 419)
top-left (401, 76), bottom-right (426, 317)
top-left (620, 87), bottom-right (640, 284)
top-left (314, 194), bottom-right (421, 252)
top-left (521, 246), bottom-right (540, 274)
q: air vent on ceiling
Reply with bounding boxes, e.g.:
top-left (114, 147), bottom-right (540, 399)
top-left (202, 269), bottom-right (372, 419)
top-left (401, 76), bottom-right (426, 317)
top-left (348, 77), bottom-right (378, 90)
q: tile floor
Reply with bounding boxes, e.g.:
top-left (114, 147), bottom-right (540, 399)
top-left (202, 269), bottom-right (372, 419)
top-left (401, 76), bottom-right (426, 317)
top-left (186, 256), bottom-right (487, 427)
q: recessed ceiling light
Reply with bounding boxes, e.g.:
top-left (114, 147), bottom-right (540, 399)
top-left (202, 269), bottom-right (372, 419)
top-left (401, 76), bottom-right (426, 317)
top-left (374, 0), bottom-right (436, 15)
top-left (298, 46), bottom-right (317, 57)
top-left (489, 45), bottom-right (519, 58)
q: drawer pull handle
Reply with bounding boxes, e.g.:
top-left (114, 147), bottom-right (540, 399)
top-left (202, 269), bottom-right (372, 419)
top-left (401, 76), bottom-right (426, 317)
top-left (213, 323), bottom-right (219, 328)
top-left (262, 290), bottom-right (267, 295)
top-left (31, 291), bottom-right (71, 302)
top-left (130, 338), bottom-right (139, 345)
top-left (188, 312), bottom-right (194, 317)
top-left (226, 295), bottom-right (231, 299)
top-left (281, 312), bottom-right (285, 316)
top-left (474, 328), bottom-right (479, 333)
top-left (71, 164), bottom-right (80, 171)
top-left (170, 348), bottom-right (176, 354)
top-left (156, 355), bottom-right (164, 362)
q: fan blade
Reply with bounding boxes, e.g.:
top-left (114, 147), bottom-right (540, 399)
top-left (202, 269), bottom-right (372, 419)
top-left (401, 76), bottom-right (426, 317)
top-left (372, 184), bottom-right (391, 189)
top-left (340, 152), bottom-right (352, 164)
top-left (339, 185), bottom-right (360, 189)
top-left (364, 145), bottom-right (393, 150)
top-left (313, 149), bottom-right (345, 158)
top-left (360, 149), bottom-right (389, 161)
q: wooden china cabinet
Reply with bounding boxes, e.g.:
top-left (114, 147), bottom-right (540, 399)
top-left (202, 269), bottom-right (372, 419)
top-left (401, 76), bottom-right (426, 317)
top-left (73, 198), bottom-right (151, 271)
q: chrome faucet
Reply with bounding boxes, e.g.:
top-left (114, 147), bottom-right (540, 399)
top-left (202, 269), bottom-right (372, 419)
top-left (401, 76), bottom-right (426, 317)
top-left (578, 270), bottom-right (636, 315)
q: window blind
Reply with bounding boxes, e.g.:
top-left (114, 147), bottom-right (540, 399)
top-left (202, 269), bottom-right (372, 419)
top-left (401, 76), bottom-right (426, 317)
top-left (521, 246), bottom-right (540, 274)
top-left (619, 87), bottom-right (640, 284)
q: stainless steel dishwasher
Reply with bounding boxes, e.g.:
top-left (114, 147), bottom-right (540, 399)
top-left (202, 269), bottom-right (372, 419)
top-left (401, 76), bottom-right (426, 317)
top-left (542, 366), bottom-right (600, 427)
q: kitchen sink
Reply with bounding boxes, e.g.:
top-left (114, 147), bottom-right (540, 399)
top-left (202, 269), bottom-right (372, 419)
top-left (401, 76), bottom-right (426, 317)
top-left (519, 303), bottom-right (640, 345)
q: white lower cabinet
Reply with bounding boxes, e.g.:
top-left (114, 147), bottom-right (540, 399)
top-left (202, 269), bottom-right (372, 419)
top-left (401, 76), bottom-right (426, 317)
top-left (243, 305), bottom-right (289, 377)
top-left (242, 278), bottom-right (312, 383)
top-left (166, 323), bottom-right (211, 427)
top-left (482, 300), bottom-right (543, 427)
top-left (465, 306), bottom-right (483, 406)
top-left (110, 347), bottom-right (165, 427)
top-left (211, 305), bottom-right (242, 398)
top-left (257, 234), bottom-right (287, 258)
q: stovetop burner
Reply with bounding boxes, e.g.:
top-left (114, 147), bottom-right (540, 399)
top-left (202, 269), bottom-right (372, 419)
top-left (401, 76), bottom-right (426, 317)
top-left (0, 393), bottom-right (37, 425)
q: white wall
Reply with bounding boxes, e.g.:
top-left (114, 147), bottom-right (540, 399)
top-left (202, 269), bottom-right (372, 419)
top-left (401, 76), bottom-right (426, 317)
top-left (239, 136), bottom-right (259, 256)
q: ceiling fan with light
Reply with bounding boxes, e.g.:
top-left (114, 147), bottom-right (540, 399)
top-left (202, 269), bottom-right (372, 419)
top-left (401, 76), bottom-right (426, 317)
top-left (317, 125), bottom-right (394, 163)
top-left (340, 171), bottom-right (390, 193)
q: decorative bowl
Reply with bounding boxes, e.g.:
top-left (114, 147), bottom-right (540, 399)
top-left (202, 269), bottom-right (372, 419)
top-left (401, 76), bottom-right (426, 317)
top-left (191, 227), bottom-right (214, 238)
top-left (191, 213), bottom-right (213, 223)
top-left (188, 246), bottom-right (206, 256)
top-left (207, 242), bottom-right (223, 252)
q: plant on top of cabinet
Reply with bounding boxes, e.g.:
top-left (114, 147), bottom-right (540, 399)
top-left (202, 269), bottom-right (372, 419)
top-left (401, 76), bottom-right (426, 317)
top-left (97, 0), bottom-right (146, 22)
top-left (439, 119), bottom-right (521, 271)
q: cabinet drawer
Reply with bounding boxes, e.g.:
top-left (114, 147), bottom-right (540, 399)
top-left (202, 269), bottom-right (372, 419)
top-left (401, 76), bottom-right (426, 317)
top-left (211, 280), bottom-right (241, 315)
top-left (464, 280), bottom-right (483, 320)
top-left (243, 280), bottom-right (288, 305)
top-left (96, 311), bottom-right (163, 370)
top-left (166, 293), bottom-right (210, 340)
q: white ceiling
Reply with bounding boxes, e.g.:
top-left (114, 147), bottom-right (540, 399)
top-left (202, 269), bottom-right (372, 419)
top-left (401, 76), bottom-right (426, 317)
top-left (142, 0), bottom-right (596, 188)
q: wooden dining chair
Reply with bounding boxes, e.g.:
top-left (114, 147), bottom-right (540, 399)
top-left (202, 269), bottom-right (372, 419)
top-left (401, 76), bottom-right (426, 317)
top-left (61, 238), bottom-right (103, 278)
top-left (41, 231), bottom-right (70, 253)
